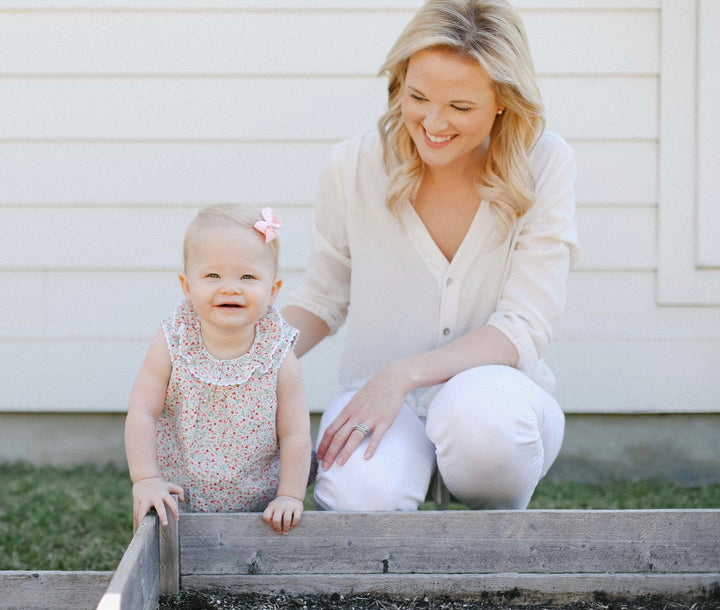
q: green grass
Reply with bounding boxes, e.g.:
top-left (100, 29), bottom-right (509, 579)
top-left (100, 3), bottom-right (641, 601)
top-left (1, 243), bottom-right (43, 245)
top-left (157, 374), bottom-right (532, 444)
top-left (419, 479), bottom-right (720, 511)
top-left (0, 462), bottom-right (134, 571)
top-left (2, 462), bottom-right (719, 571)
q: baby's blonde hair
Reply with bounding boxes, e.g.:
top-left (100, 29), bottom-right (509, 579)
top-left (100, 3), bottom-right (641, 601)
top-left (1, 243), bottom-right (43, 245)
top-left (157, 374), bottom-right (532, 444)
top-left (183, 204), bottom-right (280, 270)
top-left (378, 0), bottom-right (545, 240)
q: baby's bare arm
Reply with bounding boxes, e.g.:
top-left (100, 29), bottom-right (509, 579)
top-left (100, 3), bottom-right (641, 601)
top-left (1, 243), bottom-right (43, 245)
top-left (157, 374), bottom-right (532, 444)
top-left (125, 329), bottom-right (183, 525)
top-left (263, 351), bottom-right (312, 533)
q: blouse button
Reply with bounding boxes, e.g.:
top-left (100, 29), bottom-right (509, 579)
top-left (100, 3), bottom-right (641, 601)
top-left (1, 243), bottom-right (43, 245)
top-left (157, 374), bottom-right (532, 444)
top-left (446, 277), bottom-right (453, 286)
top-left (443, 328), bottom-right (450, 336)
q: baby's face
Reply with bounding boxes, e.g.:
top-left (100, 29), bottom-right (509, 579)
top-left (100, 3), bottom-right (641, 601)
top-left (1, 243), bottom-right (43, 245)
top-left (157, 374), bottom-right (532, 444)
top-left (179, 223), bottom-right (280, 335)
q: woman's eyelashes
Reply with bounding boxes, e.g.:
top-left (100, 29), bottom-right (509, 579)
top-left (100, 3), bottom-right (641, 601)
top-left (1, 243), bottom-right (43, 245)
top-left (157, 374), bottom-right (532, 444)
top-left (408, 93), bottom-right (472, 113)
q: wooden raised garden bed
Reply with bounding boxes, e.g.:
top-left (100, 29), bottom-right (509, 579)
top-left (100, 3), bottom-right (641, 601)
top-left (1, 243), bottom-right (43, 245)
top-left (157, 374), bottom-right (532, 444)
top-left (95, 509), bottom-right (720, 609)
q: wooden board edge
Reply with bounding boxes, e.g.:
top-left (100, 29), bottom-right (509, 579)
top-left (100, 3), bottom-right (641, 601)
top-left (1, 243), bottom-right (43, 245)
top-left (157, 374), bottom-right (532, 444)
top-left (0, 571), bottom-right (114, 610)
top-left (181, 572), bottom-right (720, 603)
top-left (96, 515), bottom-right (160, 610)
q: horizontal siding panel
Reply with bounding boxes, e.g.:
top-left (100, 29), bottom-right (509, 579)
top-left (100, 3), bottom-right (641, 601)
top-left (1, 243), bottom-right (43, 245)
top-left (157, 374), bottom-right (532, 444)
top-left (0, 13), bottom-right (409, 76)
top-left (0, 11), bottom-right (656, 76)
top-left (549, 339), bottom-right (720, 413)
top-left (0, 77), bottom-right (654, 141)
top-left (44, 271), bottom-right (180, 338)
top-left (0, 142), bottom-right (332, 205)
top-left (0, 206), bottom-right (313, 270)
top-left (0, 334), bottom-right (341, 413)
top-left (0, 1), bottom-right (661, 9)
top-left (0, 272), bottom-right (44, 337)
top-left (0, 340), bottom-right (145, 411)
top-left (3, 336), bottom-right (716, 414)
top-left (574, 206), bottom-right (655, 270)
top-left (543, 76), bottom-right (657, 139)
top-left (573, 141), bottom-right (657, 204)
top-left (558, 271), bottom-right (720, 339)
top-left (2, 205), bottom-right (649, 271)
top-left (13, 270), bottom-right (719, 344)
top-left (3, 270), bottom-right (305, 339)
top-left (526, 11), bottom-right (659, 74)
top-left (0, 140), bottom-right (654, 206)
top-left (0, 78), bottom-right (385, 141)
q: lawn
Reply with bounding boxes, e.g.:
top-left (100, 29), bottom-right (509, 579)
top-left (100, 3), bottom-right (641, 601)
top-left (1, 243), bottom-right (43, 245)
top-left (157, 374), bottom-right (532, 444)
top-left (1, 462), bottom-right (719, 571)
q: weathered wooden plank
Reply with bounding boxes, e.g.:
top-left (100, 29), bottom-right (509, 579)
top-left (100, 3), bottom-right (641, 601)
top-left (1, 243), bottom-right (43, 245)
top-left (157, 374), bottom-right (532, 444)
top-left (180, 510), bottom-right (720, 576)
top-left (181, 573), bottom-right (720, 602)
top-left (159, 501), bottom-right (180, 595)
top-left (0, 571), bottom-right (113, 610)
top-left (96, 515), bottom-right (159, 610)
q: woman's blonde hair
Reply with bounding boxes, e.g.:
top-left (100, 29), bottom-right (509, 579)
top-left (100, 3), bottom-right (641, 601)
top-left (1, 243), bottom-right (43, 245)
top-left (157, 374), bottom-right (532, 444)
top-left (183, 203), bottom-right (280, 270)
top-left (378, 0), bottom-right (545, 238)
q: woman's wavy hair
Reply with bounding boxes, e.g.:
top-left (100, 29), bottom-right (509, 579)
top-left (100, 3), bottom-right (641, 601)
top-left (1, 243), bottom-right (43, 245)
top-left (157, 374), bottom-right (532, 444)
top-left (378, 0), bottom-right (545, 238)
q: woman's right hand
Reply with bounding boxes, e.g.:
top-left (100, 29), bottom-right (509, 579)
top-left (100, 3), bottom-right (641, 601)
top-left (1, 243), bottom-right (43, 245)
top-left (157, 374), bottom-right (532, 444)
top-left (315, 362), bottom-right (412, 469)
top-left (132, 477), bottom-right (185, 526)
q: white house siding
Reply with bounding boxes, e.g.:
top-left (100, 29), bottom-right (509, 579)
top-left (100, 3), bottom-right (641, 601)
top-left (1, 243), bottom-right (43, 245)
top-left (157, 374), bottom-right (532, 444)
top-left (0, 0), bottom-right (718, 425)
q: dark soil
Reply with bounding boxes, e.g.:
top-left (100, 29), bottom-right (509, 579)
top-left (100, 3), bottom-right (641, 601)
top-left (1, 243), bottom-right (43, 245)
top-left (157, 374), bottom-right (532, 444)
top-left (159, 590), bottom-right (720, 610)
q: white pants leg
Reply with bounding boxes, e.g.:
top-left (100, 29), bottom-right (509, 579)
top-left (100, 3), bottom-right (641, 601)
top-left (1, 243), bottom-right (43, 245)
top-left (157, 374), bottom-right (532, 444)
top-left (313, 365), bottom-right (565, 511)
top-left (426, 365), bottom-right (565, 509)
top-left (313, 390), bottom-right (436, 511)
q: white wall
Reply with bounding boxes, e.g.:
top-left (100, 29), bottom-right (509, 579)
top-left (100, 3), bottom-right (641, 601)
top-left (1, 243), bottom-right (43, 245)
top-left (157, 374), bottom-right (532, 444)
top-left (1, 0), bottom-right (718, 418)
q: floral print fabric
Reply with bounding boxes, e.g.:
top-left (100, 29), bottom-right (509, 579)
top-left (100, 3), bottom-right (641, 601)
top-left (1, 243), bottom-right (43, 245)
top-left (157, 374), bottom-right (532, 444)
top-left (156, 300), bottom-right (298, 512)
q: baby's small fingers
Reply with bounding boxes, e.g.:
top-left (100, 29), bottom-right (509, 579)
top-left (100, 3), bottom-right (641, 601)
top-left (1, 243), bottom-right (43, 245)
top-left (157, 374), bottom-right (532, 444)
top-left (154, 500), bottom-right (169, 527)
top-left (165, 495), bottom-right (180, 523)
top-left (169, 484), bottom-right (185, 503)
top-left (287, 507), bottom-right (302, 531)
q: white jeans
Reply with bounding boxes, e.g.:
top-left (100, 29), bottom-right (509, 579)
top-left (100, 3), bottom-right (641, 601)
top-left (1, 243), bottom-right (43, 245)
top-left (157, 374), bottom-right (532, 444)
top-left (313, 365), bottom-right (565, 511)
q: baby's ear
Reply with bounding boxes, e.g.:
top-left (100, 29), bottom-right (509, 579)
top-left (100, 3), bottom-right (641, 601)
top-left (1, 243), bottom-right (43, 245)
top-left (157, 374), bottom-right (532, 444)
top-left (269, 277), bottom-right (283, 304)
top-left (178, 273), bottom-right (191, 300)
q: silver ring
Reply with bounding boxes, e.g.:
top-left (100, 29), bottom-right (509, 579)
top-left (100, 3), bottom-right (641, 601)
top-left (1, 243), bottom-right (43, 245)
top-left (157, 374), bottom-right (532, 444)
top-left (351, 422), bottom-right (371, 437)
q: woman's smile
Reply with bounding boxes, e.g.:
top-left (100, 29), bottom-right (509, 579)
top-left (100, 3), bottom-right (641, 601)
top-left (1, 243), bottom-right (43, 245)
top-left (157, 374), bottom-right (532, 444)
top-left (423, 127), bottom-right (457, 146)
top-left (401, 47), bottom-right (504, 173)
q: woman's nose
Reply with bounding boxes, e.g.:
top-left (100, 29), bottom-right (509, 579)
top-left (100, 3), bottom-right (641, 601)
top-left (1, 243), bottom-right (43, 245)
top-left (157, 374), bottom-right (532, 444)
top-left (423, 106), bottom-right (448, 132)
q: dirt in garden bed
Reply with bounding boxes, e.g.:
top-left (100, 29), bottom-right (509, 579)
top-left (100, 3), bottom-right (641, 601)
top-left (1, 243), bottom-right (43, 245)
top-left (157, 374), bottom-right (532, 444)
top-left (159, 589), bottom-right (720, 610)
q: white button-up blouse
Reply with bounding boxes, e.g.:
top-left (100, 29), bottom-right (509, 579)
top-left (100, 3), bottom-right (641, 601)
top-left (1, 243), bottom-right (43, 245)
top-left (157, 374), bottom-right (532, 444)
top-left (286, 129), bottom-right (579, 417)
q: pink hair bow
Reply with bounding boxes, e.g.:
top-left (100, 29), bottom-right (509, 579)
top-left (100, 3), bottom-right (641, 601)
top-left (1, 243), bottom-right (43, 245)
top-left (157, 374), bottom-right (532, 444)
top-left (254, 207), bottom-right (282, 243)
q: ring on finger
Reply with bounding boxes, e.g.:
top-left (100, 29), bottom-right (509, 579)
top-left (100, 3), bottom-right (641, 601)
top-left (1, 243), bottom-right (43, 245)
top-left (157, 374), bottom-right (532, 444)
top-left (351, 422), bottom-right (371, 437)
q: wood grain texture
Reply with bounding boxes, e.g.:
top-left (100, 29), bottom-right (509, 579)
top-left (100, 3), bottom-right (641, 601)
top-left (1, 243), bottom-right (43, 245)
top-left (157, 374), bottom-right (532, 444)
top-left (96, 515), bottom-right (159, 610)
top-left (181, 573), bottom-right (720, 601)
top-left (179, 510), bottom-right (720, 576)
top-left (0, 571), bottom-right (113, 610)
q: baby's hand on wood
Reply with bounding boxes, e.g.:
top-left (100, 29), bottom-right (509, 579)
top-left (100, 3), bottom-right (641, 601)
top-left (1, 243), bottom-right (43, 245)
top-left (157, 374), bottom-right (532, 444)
top-left (132, 477), bottom-right (184, 526)
top-left (263, 495), bottom-right (304, 535)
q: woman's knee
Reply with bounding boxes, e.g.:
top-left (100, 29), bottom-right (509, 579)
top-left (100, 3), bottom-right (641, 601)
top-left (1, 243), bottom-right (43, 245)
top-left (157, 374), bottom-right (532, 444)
top-left (314, 395), bottom-right (435, 511)
top-left (425, 365), bottom-right (561, 509)
top-left (314, 455), bottom-right (426, 511)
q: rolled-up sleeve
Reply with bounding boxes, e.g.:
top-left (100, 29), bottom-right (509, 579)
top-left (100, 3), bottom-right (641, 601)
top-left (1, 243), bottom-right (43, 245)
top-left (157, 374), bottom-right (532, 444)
top-left (487, 136), bottom-right (579, 373)
top-left (284, 143), bottom-right (352, 334)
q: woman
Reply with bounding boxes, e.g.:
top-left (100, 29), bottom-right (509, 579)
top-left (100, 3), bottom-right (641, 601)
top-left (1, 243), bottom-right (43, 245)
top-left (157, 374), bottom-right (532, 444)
top-left (283, 0), bottom-right (578, 511)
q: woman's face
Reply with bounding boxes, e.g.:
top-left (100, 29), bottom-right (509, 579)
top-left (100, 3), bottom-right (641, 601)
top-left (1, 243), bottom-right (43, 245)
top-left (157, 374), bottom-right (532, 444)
top-left (401, 47), bottom-right (504, 174)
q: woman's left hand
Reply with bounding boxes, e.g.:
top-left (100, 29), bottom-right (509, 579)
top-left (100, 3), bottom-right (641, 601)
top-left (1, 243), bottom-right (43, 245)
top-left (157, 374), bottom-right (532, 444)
top-left (315, 363), bottom-right (411, 469)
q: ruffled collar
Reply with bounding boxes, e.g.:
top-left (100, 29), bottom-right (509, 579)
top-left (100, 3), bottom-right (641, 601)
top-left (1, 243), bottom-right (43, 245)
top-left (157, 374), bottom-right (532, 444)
top-left (169, 300), bottom-right (295, 386)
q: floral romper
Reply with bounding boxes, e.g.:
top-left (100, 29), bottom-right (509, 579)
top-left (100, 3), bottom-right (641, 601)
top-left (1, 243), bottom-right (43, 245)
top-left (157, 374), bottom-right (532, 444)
top-left (156, 300), bottom-right (298, 512)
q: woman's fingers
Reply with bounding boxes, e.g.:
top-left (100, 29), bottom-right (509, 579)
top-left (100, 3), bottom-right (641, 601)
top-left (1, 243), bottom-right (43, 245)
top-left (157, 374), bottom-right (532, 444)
top-left (315, 417), bottom-right (344, 461)
top-left (320, 421), bottom-right (356, 468)
top-left (335, 421), bottom-right (376, 466)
